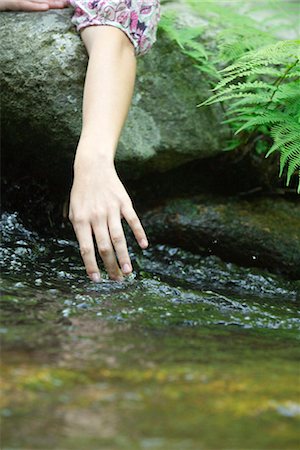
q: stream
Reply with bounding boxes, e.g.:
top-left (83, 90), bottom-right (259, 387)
top-left (1, 212), bottom-right (300, 449)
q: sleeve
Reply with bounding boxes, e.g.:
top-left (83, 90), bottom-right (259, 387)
top-left (69, 0), bottom-right (161, 57)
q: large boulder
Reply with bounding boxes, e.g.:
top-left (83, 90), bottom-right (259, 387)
top-left (0, 3), bottom-right (228, 185)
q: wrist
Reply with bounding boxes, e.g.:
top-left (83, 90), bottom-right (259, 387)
top-left (74, 135), bottom-right (115, 170)
top-left (74, 153), bottom-right (115, 172)
top-left (80, 128), bottom-right (118, 150)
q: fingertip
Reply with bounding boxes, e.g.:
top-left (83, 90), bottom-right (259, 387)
top-left (110, 273), bottom-right (124, 282)
top-left (89, 272), bottom-right (101, 283)
top-left (139, 239), bottom-right (148, 249)
top-left (115, 276), bottom-right (124, 282)
top-left (122, 263), bottom-right (132, 274)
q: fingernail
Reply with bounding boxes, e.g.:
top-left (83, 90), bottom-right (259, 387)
top-left (90, 272), bottom-right (100, 283)
top-left (122, 263), bottom-right (132, 274)
top-left (140, 239), bottom-right (148, 248)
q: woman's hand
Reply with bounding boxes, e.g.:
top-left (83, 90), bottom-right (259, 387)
top-left (69, 143), bottom-right (149, 282)
top-left (0, 0), bottom-right (69, 11)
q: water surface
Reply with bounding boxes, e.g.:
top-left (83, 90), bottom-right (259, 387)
top-left (1, 213), bottom-right (300, 450)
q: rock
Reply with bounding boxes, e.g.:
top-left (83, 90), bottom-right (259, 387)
top-left (142, 195), bottom-right (300, 279)
top-left (0, 4), bottom-right (228, 184)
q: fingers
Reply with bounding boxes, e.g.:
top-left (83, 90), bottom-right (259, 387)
top-left (70, 204), bottom-right (148, 282)
top-left (70, 211), bottom-right (128, 282)
top-left (72, 221), bottom-right (101, 282)
top-left (122, 205), bottom-right (149, 249)
top-left (107, 213), bottom-right (132, 276)
top-left (93, 220), bottom-right (124, 281)
top-left (14, 0), bottom-right (50, 11)
top-left (15, 0), bottom-right (69, 11)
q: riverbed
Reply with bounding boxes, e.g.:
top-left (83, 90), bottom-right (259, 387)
top-left (1, 212), bottom-right (300, 449)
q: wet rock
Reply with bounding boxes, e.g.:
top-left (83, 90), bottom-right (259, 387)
top-left (138, 245), bottom-right (299, 300)
top-left (142, 195), bottom-right (300, 278)
top-left (0, 4), bottom-right (227, 186)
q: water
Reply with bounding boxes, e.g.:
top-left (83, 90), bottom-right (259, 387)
top-left (1, 212), bottom-right (300, 449)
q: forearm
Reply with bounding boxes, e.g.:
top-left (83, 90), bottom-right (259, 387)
top-left (75, 25), bottom-right (137, 167)
top-left (69, 1), bottom-right (159, 281)
top-left (70, 25), bottom-right (148, 282)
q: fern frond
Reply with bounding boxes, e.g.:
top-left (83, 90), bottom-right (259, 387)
top-left (227, 93), bottom-right (275, 108)
top-left (235, 111), bottom-right (293, 134)
top-left (273, 81), bottom-right (300, 103)
top-left (280, 141), bottom-right (300, 177)
top-left (265, 121), bottom-right (300, 189)
top-left (268, 124), bottom-right (300, 154)
top-left (199, 86), bottom-right (275, 107)
top-left (213, 80), bottom-right (276, 93)
top-left (194, 64), bottom-right (220, 79)
top-left (216, 25), bottom-right (276, 62)
top-left (225, 40), bottom-right (300, 69)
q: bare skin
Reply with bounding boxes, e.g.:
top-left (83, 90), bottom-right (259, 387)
top-left (0, 0), bottom-right (69, 10)
top-left (69, 26), bottom-right (149, 283)
top-left (1, 1), bottom-right (148, 282)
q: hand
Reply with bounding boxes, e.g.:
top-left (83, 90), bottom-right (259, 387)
top-left (69, 149), bottom-right (149, 282)
top-left (0, 0), bottom-right (69, 11)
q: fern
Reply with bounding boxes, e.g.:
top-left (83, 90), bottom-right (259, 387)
top-left (216, 26), bottom-right (276, 62)
top-left (268, 122), bottom-right (300, 187)
top-left (158, 0), bottom-right (300, 191)
top-left (157, 11), bottom-right (218, 79)
top-left (200, 40), bottom-right (300, 192)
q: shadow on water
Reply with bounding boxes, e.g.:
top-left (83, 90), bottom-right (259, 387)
top-left (1, 212), bottom-right (300, 450)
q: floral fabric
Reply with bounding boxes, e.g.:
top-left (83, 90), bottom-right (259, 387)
top-left (69, 0), bottom-right (161, 56)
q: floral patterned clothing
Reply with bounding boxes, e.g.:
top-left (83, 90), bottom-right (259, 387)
top-left (69, 0), bottom-right (161, 57)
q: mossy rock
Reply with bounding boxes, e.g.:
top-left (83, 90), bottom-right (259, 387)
top-left (142, 195), bottom-right (300, 278)
top-left (0, 5), bottom-right (228, 188)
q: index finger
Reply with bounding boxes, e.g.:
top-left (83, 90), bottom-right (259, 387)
top-left (121, 205), bottom-right (149, 249)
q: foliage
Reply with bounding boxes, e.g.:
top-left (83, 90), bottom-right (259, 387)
top-left (200, 40), bottom-right (300, 192)
top-left (157, 10), bottom-right (217, 78)
top-left (158, 0), bottom-right (300, 192)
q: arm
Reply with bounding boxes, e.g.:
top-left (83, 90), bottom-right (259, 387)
top-left (69, 25), bottom-right (149, 282)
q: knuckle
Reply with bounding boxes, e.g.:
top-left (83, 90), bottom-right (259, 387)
top-left (122, 202), bottom-right (133, 214)
top-left (90, 209), bottom-right (105, 223)
top-left (129, 217), bottom-right (143, 233)
top-left (132, 218), bottom-right (142, 230)
top-left (107, 204), bottom-right (120, 216)
top-left (122, 197), bottom-right (132, 208)
top-left (72, 214), bottom-right (86, 225)
top-left (80, 245), bottom-right (93, 256)
top-left (98, 243), bottom-right (111, 255)
top-left (111, 234), bottom-right (124, 246)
